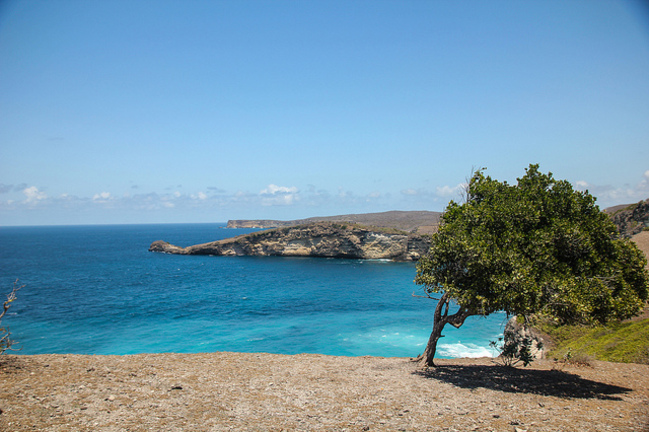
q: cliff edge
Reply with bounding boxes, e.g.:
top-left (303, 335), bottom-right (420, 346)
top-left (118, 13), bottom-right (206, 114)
top-left (149, 222), bottom-right (430, 261)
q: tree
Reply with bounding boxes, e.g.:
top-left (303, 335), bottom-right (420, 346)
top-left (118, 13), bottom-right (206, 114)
top-left (415, 165), bottom-right (649, 367)
top-left (1, 280), bottom-right (22, 354)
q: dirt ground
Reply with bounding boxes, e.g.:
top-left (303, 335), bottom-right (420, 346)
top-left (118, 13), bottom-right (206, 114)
top-left (633, 231), bottom-right (649, 267)
top-left (1, 353), bottom-right (648, 432)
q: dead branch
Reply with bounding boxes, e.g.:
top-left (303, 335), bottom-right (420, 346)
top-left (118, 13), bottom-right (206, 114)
top-left (411, 292), bottom-right (441, 301)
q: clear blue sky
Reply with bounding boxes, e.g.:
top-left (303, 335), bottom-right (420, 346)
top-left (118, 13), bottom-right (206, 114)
top-left (1, 0), bottom-right (648, 225)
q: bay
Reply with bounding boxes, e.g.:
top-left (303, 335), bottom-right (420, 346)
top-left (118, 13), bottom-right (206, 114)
top-left (0, 223), bottom-right (505, 357)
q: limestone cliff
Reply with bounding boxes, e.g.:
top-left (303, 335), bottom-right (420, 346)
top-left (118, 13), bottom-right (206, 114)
top-left (149, 222), bottom-right (431, 261)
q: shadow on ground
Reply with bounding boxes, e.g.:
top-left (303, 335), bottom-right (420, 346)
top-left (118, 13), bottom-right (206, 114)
top-left (414, 364), bottom-right (631, 400)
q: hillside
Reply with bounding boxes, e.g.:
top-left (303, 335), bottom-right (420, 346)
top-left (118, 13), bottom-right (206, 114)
top-left (606, 198), bottom-right (649, 237)
top-left (226, 210), bottom-right (442, 234)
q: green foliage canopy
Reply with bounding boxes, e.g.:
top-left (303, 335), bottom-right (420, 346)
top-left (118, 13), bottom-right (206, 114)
top-left (416, 165), bottom-right (648, 326)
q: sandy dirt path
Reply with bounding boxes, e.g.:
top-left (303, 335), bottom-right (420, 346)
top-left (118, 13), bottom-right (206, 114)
top-left (1, 353), bottom-right (648, 432)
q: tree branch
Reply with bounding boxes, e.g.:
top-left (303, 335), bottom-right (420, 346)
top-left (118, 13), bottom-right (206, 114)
top-left (1, 281), bottom-right (21, 321)
top-left (411, 292), bottom-right (441, 300)
top-left (446, 307), bottom-right (473, 329)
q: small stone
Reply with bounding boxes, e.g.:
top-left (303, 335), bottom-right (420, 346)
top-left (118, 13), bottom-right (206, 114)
top-left (106, 395), bottom-right (116, 402)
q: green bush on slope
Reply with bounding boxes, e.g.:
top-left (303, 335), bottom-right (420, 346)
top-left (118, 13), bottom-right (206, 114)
top-left (542, 318), bottom-right (649, 364)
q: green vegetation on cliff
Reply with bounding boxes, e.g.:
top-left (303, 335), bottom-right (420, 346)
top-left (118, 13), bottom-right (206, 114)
top-left (539, 318), bottom-right (649, 364)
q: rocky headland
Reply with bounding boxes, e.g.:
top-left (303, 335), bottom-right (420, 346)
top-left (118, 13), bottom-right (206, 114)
top-left (150, 222), bottom-right (430, 261)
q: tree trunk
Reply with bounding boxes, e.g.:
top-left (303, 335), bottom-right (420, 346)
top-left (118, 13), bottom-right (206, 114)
top-left (419, 292), bottom-right (474, 367)
top-left (421, 309), bottom-right (445, 367)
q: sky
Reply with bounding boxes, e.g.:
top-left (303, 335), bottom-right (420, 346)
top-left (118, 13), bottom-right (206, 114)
top-left (1, 0), bottom-right (649, 226)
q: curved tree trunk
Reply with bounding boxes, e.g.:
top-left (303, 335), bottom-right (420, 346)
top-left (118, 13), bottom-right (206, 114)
top-left (419, 292), bottom-right (474, 367)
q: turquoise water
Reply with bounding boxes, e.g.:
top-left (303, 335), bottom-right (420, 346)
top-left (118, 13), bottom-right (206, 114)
top-left (0, 224), bottom-right (505, 357)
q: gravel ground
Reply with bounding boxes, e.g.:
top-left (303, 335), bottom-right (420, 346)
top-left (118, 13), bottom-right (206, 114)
top-left (1, 353), bottom-right (648, 432)
top-left (633, 231), bottom-right (649, 267)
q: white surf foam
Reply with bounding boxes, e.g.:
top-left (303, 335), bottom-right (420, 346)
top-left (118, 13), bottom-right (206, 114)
top-left (438, 342), bottom-right (494, 358)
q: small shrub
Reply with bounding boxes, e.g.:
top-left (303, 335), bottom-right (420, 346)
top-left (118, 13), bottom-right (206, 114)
top-left (553, 347), bottom-right (593, 368)
top-left (490, 330), bottom-right (539, 367)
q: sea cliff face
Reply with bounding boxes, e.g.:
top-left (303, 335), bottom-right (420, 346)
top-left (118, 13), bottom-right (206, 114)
top-left (150, 222), bottom-right (431, 261)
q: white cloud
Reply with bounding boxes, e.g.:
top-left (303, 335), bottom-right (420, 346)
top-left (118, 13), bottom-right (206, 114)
top-left (260, 184), bottom-right (298, 195)
top-left (640, 171), bottom-right (649, 190)
top-left (573, 170), bottom-right (649, 208)
top-left (93, 192), bottom-right (111, 201)
top-left (401, 188), bottom-right (418, 196)
top-left (259, 184), bottom-right (300, 206)
top-left (436, 183), bottom-right (467, 198)
top-left (23, 186), bottom-right (47, 202)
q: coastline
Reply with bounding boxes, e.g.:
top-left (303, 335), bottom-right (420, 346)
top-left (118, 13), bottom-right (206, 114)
top-left (1, 352), bottom-right (648, 431)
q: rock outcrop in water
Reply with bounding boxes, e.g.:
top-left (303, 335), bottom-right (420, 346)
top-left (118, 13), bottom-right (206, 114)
top-left (149, 222), bottom-right (431, 261)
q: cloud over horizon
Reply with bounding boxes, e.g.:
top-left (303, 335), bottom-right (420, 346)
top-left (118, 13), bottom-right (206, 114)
top-left (575, 170), bottom-right (649, 206)
top-left (2, 170), bottom-right (649, 225)
top-left (260, 184), bottom-right (300, 206)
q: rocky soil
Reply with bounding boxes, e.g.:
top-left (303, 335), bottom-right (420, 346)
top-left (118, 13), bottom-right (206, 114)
top-left (633, 230), bottom-right (649, 268)
top-left (1, 353), bottom-right (648, 432)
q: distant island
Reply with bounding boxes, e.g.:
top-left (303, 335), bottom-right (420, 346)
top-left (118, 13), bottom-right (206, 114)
top-left (225, 210), bottom-right (442, 234)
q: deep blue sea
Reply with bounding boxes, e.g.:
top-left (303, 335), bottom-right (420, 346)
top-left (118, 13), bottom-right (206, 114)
top-left (0, 224), bottom-right (505, 358)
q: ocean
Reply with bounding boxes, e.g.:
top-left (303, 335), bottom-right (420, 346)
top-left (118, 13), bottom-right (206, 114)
top-left (0, 223), bottom-right (505, 358)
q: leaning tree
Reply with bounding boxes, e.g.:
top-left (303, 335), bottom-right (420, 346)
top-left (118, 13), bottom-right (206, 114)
top-left (415, 165), bottom-right (649, 367)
